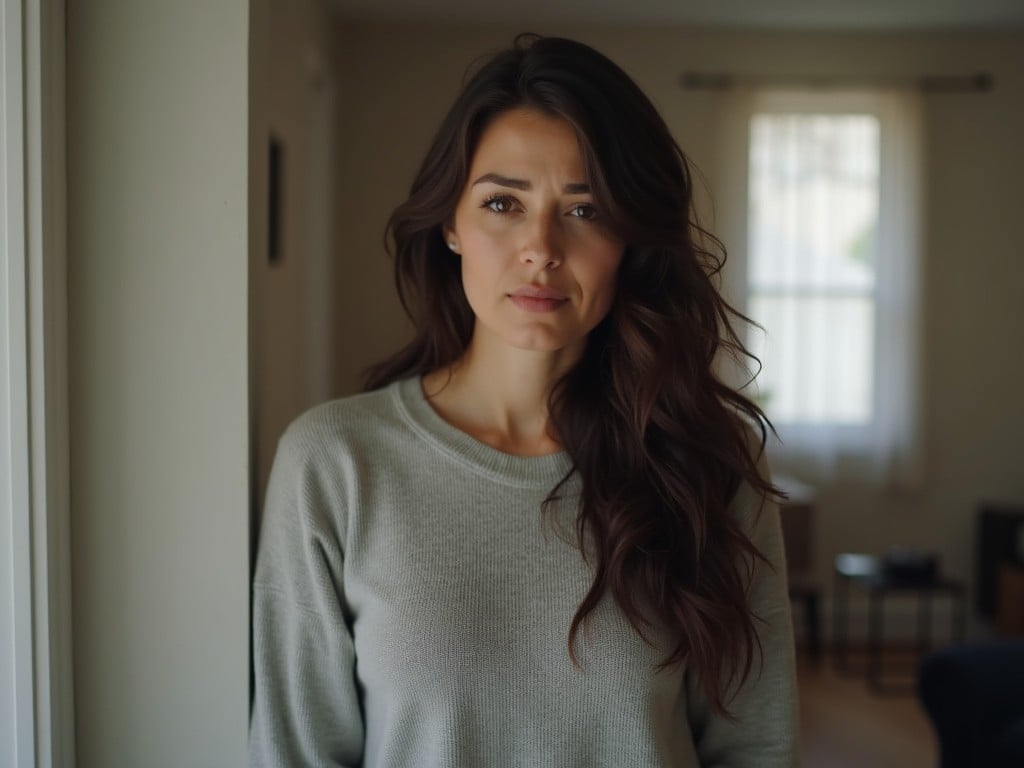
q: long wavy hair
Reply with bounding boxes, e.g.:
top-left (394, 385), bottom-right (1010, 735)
top-left (363, 34), bottom-right (780, 716)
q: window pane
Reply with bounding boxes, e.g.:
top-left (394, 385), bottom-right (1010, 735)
top-left (749, 113), bottom-right (879, 291)
top-left (748, 295), bottom-right (874, 425)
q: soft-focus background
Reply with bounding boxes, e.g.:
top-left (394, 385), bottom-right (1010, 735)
top-left (64, 1), bottom-right (1024, 766)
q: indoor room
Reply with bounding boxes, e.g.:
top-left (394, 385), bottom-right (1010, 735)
top-left (3, 0), bottom-right (1022, 766)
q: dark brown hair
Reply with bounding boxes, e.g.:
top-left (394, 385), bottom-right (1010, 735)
top-left (364, 34), bottom-right (779, 716)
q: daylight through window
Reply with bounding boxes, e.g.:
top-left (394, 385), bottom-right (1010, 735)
top-left (738, 89), bottom-right (924, 485)
top-left (748, 112), bottom-right (879, 425)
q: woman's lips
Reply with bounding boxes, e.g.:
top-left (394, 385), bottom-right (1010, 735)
top-left (508, 286), bottom-right (568, 313)
top-left (509, 295), bottom-right (568, 312)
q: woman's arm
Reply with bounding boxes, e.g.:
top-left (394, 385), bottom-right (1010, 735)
top-left (685, 455), bottom-right (801, 767)
top-left (249, 423), bottom-right (364, 768)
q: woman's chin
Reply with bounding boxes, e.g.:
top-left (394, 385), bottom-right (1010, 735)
top-left (504, 330), bottom-right (586, 357)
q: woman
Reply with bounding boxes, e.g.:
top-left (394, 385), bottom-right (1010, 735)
top-left (250, 34), bottom-right (798, 768)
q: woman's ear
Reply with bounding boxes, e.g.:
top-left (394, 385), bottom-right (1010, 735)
top-left (443, 226), bottom-right (460, 254)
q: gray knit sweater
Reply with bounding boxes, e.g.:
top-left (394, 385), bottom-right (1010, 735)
top-left (249, 377), bottom-right (799, 767)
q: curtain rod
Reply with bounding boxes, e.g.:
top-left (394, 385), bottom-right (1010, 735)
top-left (679, 72), bottom-right (993, 93)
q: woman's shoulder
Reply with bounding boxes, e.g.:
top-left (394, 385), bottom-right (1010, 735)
top-left (275, 380), bottom-right (411, 466)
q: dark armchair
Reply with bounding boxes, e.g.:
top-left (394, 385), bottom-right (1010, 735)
top-left (918, 638), bottom-right (1024, 768)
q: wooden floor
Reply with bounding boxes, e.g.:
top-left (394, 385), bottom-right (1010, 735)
top-left (797, 650), bottom-right (938, 768)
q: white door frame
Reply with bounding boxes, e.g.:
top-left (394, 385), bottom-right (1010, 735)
top-left (1, 0), bottom-right (75, 766)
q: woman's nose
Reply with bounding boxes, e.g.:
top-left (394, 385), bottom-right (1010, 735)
top-left (519, 215), bottom-right (564, 269)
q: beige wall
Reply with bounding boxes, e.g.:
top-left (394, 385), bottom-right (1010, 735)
top-left (251, 0), bottom-right (340, 515)
top-left (331, 24), bottom-right (1024, 626)
top-left (67, 2), bottom-right (250, 766)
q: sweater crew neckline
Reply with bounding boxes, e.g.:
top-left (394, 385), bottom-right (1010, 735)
top-left (391, 376), bottom-right (574, 489)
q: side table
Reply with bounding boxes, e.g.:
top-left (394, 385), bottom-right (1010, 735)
top-left (832, 553), bottom-right (967, 692)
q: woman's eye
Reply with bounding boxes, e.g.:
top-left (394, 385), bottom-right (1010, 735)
top-left (568, 203), bottom-right (598, 220)
top-left (483, 196), bottom-right (516, 213)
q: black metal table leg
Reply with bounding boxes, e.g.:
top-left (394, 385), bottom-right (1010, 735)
top-left (917, 591), bottom-right (933, 657)
top-left (834, 568), bottom-right (850, 674)
top-left (806, 591), bottom-right (822, 666)
top-left (867, 589), bottom-right (884, 691)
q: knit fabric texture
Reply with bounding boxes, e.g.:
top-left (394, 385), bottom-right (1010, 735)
top-left (249, 377), bottom-right (799, 767)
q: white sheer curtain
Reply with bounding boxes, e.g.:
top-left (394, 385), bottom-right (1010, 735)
top-left (720, 89), bottom-right (924, 487)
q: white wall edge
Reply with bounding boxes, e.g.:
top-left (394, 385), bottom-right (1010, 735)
top-left (2, 0), bottom-right (37, 763)
top-left (29, 0), bottom-right (75, 765)
top-left (1, 0), bottom-right (75, 766)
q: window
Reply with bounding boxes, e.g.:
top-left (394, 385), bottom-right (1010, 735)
top-left (748, 112), bottom-right (878, 424)
top-left (742, 91), bottom-right (923, 486)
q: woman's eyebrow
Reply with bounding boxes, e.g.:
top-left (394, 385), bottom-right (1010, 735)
top-left (472, 172), bottom-right (530, 190)
top-left (471, 172), bottom-right (591, 194)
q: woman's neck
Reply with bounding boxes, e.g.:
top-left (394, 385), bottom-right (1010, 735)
top-left (421, 333), bottom-right (580, 456)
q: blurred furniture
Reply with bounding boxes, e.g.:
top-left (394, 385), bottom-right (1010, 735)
top-left (977, 505), bottom-right (1024, 632)
top-left (775, 475), bottom-right (822, 664)
top-left (832, 552), bottom-right (966, 692)
top-left (918, 639), bottom-right (1024, 768)
top-left (997, 564), bottom-right (1024, 635)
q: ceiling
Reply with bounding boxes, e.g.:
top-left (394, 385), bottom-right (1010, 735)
top-left (329, 0), bottom-right (1024, 29)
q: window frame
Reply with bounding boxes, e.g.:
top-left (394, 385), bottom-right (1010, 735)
top-left (736, 88), bottom-right (925, 486)
top-left (746, 105), bottom-right (882, 429)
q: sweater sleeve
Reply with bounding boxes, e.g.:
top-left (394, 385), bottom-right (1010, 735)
top-left (684, 451), bottom-right (801, 767)
top-left (249, 422), bottom-right (364, 768)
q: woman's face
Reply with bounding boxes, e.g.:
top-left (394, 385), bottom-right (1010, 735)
top-left (445, 108), bottom-right (625, 359)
